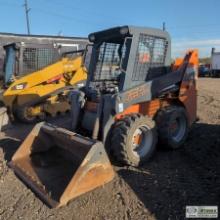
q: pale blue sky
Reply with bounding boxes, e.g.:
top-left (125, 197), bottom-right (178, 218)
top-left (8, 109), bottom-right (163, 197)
top-left (0, 0), bottom-right (220, 57)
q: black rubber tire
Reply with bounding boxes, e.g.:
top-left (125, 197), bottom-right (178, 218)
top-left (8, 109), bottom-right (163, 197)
top-left (15, 106), bottom-right (38, 123)
top-left (155, 106), bottom-right (189, 149)
top-left (110, 114), bottom-right (158, 167)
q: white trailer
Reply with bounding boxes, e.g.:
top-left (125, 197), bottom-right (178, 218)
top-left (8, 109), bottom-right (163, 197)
top-left (211, 48), bottom-right (220, 77)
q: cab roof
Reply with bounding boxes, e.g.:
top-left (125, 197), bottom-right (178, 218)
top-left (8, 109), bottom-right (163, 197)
top-left (88, 25), bottom-right (171, 43)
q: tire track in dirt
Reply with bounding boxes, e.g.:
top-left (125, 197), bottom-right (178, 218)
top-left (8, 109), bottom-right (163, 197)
top-left (198, 94), bottom-right (214, 105)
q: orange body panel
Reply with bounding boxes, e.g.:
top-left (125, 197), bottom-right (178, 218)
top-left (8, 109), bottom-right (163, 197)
top-left (115, 49), bottom-right (198, 126)
top-left (115, 99), bottom-right (169, 120)
top-left (179, 83), bottom-right (197, 125)
top-left (179, 49), bottom-right (198, 125)
top-left (172, 58), bottom-right (184, 71)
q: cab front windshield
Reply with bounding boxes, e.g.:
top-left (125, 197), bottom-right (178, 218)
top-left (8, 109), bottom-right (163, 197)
top-left (93, 39), bottom-right (130, 82)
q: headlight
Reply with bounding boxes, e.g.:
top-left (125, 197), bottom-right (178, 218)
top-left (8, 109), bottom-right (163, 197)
top-left (89, 34), bottom-right (95, 42)
top-left (120, 26), bottom-right (129, 35)
top-left (11, 82), bottom-right (27, 90)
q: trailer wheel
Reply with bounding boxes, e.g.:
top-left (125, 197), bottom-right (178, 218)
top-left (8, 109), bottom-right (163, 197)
top-left (155, 106), bottom-right (189, 149)
top-left (111, 114), bottom-right (157, 167)
top-left (16, 106), bottom-right (37, 123)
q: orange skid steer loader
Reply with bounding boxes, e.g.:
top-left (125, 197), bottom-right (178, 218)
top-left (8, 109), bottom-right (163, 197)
top-left (9, 26), bottom-right (198, 208)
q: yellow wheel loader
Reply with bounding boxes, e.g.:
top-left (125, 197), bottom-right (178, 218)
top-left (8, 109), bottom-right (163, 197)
top-left (9, 26), bottom-right (198, 208)
top-left (3, 50), bottom-right (87, 123)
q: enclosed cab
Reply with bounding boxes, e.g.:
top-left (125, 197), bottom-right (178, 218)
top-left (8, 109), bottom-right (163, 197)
top-left (3, 42), bottom-right (61, 86)
top-left (3, 42), bottom-right (85, 86)
top-left (87, 26), bottom-right (171, 93)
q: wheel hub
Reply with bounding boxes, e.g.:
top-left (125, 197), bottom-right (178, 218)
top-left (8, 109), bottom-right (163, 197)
top-left (131, 126), bottom-right (153, 158)
top-left (170, 117), bottom-right (186, 142)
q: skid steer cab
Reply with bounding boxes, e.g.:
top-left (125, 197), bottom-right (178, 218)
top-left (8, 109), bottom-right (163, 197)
top-left (3, 46), bottom-right (87, 123)
top-left (3, 42), bottom-right (61, 86)
top-left (9, 25), bottom-right (198, 207)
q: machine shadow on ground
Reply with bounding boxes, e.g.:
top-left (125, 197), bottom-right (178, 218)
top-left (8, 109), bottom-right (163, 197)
top-left (0, 137), bottom-right (21, 162)
top-left (117, 122), bottom-right (220, 219)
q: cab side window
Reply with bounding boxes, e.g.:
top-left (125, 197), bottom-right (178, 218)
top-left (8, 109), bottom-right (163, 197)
top-left (133, 34), bottom-right (168, 81)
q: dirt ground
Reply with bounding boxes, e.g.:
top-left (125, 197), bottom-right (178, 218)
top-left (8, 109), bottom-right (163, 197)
top-left (0, 78), bottom-right (219, 220)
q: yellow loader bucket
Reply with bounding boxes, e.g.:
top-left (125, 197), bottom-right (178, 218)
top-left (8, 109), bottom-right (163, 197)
top-left (8, 122), bottom-right (115, 208)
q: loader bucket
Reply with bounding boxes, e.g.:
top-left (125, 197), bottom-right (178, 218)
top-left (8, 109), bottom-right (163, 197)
top-left (8, 122), bottom-right (115, 208)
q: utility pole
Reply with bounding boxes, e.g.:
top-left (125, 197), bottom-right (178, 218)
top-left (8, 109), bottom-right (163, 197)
top-left (162, 22), bottom-right (166, 31)
top-left (24, 0), bottom-right (31, 35)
